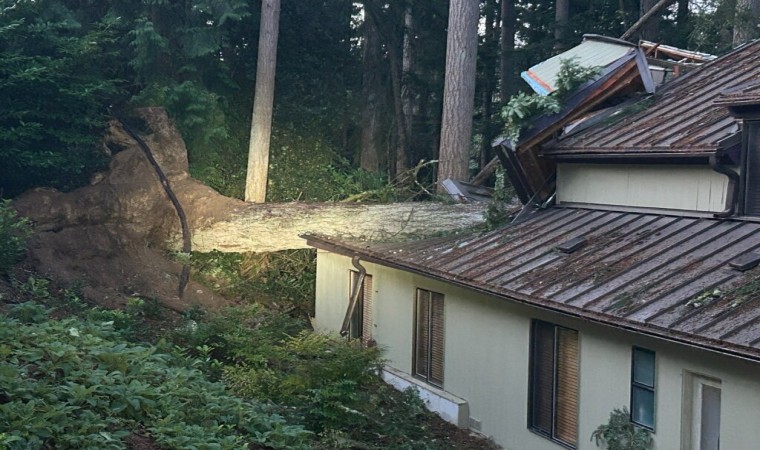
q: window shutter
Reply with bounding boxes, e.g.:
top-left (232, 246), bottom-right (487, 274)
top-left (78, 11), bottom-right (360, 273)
top-left (555, 328), bottom-right (579, 446)
top-left (429, 292), bottom-right (445, 386)
top-left (531, 321), bottom-right (555, 435)
top-left (414, 290), bottom-right (430, 380)
top-left (361, 275), bottom-right (373, 342)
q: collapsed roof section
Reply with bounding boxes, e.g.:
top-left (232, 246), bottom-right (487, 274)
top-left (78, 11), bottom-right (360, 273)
top-left (546, 40), bottom-right (760, 159)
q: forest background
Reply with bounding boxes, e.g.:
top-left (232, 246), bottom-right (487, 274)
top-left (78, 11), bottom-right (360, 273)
top-left (2, 0), bottom-right (758, 203)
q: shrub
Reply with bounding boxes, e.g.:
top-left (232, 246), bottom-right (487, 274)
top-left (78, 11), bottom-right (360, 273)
top-left (0, 201), bottom-right (31, 275)
top-left (591, 407), bottom-right (654, 450)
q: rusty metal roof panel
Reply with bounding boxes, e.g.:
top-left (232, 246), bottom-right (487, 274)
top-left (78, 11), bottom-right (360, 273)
top-left (546, 40), bottom-right (760, 157)
top-left (304, 206), bottom-right (760, 360)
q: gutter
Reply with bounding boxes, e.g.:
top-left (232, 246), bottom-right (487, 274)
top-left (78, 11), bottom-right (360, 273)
top-left (305, 233), bottom-right (760, 366)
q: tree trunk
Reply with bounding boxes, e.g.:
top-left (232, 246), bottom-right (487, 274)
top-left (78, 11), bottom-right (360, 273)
top-left (187, 202), bottom-right (487, 253)
top-left (360, 16), bottom-right (383, 172)
top-left (554, 0), bottom-right (570, 50)
top-left (733, 0), bottom-right (760, 46)
top-left (480, 0), bottom-right (499, 172)
top-left (401, 4), bottom-right (415, 170)
top-left (245, 0), bottom-right (280, 203)
top-left (637, 0), bottom-right (660, 41)
top-left (500, 0), bottom-right (517, 107)
top-left (437, 0), bottom-right (480, 189)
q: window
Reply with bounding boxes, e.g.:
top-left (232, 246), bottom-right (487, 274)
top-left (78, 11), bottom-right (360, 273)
top-left (631, 347), bottom-right (656, 429)
top-left (529, 320), bottom-right (579, 448)
top-left (742, 121), bottom-right (760, 215)
top-left (413, 289), bottom-right (444, 387)
top-left (348, 271), bottom-right (372, 342)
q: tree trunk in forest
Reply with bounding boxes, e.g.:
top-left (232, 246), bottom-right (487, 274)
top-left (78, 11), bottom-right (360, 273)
top-left (480, 0), bottom-right (499, 172)
top-left (245, 0), bottom-right (280, 203)
top-left (500, 0), bottom-right (517, 106)
top-left (637, 0), bottom-right (661, 41)
top-left (437, 0), bottom-right (479, 189)
top-left (733, 0), bottom-right (760, 46)
top-left (360, 17), bottom-right (383, 172)
top-left (401, 3), bottom-right (415, 165)
top-left (554, 0), bottom-right (570, 50)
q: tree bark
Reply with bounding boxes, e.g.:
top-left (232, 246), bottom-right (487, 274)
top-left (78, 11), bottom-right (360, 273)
top-left (437, 0), bottom-right (480, 189)
top-left (733, 0), bottom-right (760, 46)
top-left (500, 0), bottom-right (517, 107)
top-left (480, 0), bottom-right (499, 171)
top-left (187, 201), bottom-right (487, 253)
top-left (554, 0), bottom-right (570, 50)
top-left (245, 0), bottom-right (281, 203)
top-left (636, 0), bottom-right (661, 41)
top-left (360, 16), bottom-right (384, 172)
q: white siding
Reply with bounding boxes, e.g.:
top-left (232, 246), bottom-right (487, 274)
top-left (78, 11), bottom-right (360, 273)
top-left (314, 251), bottom-right (760, 450)
top-left (556, 163), bottom-right (731, 212)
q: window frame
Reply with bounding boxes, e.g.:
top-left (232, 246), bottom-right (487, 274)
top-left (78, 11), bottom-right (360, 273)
top-left (348, 271), bottom-right (372, 342)
top-left (412, 288), bottom-right (444, 388)
top-left (528, 320), bottom-right (579, 449)
top-left (630, 347), bottom-right (656, 430)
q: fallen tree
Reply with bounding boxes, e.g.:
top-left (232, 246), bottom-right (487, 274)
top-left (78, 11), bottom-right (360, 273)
top-left (13, 108), bottom-right (487, 309)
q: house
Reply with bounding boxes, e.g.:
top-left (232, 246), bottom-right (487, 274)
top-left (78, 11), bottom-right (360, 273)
top-left (305, 39), bottom-right (760, 450)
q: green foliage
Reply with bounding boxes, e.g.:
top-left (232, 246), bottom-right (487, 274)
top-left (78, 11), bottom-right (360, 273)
top-left (0, 1), bottom-right (121, 196)
top-left (501, 58), bottom-right (600, 144)
top-left (484, 168), bottom-right (515, 230)
top-left (0, 304), bottom-right (310, 449)
top-left (0, 201), bottom-right (31, 274)
top-left (189, 249), bottom-right (316, 310)
top-left (591, 407), bottom-right (654, 450)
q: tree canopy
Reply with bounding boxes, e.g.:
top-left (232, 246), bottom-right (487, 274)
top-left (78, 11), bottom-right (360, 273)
top-left (0, 0), bottom-right (757, 199)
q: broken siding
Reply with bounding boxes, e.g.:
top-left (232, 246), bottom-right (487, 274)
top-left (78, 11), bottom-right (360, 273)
top-left (556, 163), bottom-right (730, 212)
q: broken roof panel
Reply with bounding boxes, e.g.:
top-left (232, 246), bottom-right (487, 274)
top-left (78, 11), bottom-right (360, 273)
top-left (545, 40), bottom-right (760, 158)
top-left (305, 207), bottom-right (760, 362)
top-left (521, 35), bottom-right (637, 96)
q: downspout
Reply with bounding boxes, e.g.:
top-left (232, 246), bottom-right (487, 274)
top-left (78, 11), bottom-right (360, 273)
top-left (340, 255), bottom-right (367, 337)
top-left (710, 147), bottom-right (739, 218)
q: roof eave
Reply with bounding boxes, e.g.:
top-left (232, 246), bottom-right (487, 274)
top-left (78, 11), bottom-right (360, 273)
top-left (304, 232), bottom-right (760, 365)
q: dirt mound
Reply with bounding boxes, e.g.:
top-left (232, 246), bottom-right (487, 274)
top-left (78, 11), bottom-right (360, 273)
top-left (13, 108), bottom-right (235, 312)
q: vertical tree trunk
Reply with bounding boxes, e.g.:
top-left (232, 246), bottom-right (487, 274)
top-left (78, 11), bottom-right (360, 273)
top-left (554, 0), bottom-right (570, 50)
top-left (480, 0), bottom-right (499, 171)
top-left (638, 0), bottom-right (660, 41)
top-left (245, 0), bottom-right (281, 203)
top-left (360, 16), bottom-right (383, 172)
top-left (401, 3), bottom-right (415, 160)
top-left (437, 0), bottom-right (479, 189)
top-left (500, 0), bottom-right (517, 107)
top-left (733, 0), bottom-right (760, 46)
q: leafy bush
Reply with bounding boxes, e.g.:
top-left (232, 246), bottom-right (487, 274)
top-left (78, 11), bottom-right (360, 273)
top-left (591, 407), bottom-right (654, 450)
top-left (0, 304), bottom-right (310, 449)
top-left (0, 201), bottom-right (31, 275)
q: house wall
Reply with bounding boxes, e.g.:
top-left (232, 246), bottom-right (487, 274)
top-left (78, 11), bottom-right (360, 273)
top-left (314, 250), bottom-right (760, 450)
top-left (556, 163), bottom-right (731, 212)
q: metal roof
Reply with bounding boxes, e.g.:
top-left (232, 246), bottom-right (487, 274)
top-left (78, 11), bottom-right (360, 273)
top-left (545, 40), bottom-right (760, 157)
top-left (521, 35), bottom-right (636, 96)
top-left (305, 207), bottom-right (760, 362)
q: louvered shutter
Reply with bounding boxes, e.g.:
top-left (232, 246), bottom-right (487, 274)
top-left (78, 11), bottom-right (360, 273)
top-left (555, 328), bottom-right (579, 446)
top-left (530, 321), bottom-right (555, 436)
top-left (429, 292), bottom-right (445, 387)
top-left (414, 289), bottom-right (430, 380)
top-left (361, 275), bottom-right (373, 342)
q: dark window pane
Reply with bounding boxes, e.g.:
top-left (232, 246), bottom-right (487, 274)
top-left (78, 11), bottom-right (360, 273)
top-left (631, 386), bottom-right (655, 428)
top-left (633, 348), bottom-right (655, 387)
top-left (530, 321), bottom-right (555, 435)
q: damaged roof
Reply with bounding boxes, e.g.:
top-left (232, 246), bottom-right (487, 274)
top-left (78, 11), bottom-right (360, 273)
top-left (306, 207), bottom-right (760, 362)
top-left (545, 40), bottom-right (760, 158)
top-left (521, 35), bottom-right (639, 96)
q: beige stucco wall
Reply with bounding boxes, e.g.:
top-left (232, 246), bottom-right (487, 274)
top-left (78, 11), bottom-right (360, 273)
top-left (556, 163), bottom-right (731, 212)
top-left (314, 250), bottom-right (760, 450)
